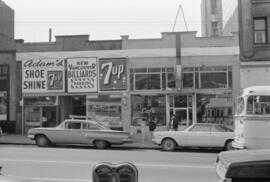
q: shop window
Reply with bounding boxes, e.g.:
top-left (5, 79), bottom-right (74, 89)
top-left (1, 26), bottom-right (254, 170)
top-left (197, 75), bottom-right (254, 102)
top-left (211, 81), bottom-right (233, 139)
top-left (196, 94), bottom-right (233, 127)
top-left (131, 95), bottom-right (166, 126)
top-left (167, 68), bottom-right (176, 89)
top-left (174, 96), bottom-right (187, 108)
top-left (135, 74), bottom-right (161, 90)
top-left (183, 73), bottom-right (194, 88)
top-left (201, 72), bottom-right (227, 88)
top-left (130, 67), bottom-right (176, 91)
top-left (254, 17), bottom-right (267, 44)
top-left (87, 95), bottom-right (122, 130)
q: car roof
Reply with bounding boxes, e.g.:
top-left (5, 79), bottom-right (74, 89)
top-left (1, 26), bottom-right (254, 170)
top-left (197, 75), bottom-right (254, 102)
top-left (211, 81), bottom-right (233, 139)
top-left (218, 149), bottom-right (270, 178)
top-left (219, 149), bottom-right (270, 167)
top-left (65, 119), bottom-right (97, 123)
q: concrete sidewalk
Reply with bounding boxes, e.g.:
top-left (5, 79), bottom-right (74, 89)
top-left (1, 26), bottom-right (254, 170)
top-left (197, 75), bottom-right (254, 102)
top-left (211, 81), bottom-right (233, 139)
top-left (0, 134), bottom-right (159, 149)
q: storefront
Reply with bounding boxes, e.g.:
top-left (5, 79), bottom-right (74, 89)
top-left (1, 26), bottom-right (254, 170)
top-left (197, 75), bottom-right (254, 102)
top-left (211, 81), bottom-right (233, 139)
top-left (21, 57), bottom-right (129, 133)
top-left (129, 65), bottom-right (234, 132)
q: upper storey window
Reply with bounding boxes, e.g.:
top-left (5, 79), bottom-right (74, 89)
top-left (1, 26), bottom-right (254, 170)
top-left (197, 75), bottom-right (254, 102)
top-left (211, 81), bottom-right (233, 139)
top-left (211, 0), bottom-right (218, 14)
top-left (254, 17), bottom-right (267, 44)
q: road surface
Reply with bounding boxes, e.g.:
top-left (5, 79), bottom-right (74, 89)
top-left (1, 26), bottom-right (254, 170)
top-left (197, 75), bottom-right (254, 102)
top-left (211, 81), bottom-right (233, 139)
top-left (0, 145), bottom-right (220, 182)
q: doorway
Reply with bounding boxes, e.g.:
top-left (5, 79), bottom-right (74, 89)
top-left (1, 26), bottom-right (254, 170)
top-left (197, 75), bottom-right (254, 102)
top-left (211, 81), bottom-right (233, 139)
top-left (42, 107), bottom-right (57, 127)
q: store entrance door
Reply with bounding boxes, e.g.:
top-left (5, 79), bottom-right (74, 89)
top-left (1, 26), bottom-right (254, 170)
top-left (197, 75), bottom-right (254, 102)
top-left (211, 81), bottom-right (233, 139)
top-left (174, 109), bottom-right (187, 126)
top-left (41, 107), bottom-right (57, 127)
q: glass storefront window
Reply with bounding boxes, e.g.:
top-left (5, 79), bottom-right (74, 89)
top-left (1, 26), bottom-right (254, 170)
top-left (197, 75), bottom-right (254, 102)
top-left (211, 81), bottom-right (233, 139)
top-left (174, 96), bottom-right (187, 108)
top-left (130, 67), bottom-right (176, 91)
top-left (201, 72), bottom-right (227, 88)
top-left (167, 73), bottom-right (176, 89)
top-left (131, 95), bottom-right (166, 126)
top-left (196, 94), bottom-right (233, 127)
top-left (87, 95), bottom-right (122, 130)
top-left (135, 74), bottom-right (161, 90)
top-left (183, 73), bottom-right (194, 88)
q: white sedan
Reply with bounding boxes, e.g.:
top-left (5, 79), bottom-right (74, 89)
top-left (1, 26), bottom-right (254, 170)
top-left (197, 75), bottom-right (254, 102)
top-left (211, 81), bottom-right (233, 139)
top-left (152, 123), bottom-right (234, 151)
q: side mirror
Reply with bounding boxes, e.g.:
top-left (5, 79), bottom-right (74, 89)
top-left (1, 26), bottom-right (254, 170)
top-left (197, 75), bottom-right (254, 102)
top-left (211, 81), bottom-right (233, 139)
top-left (93, 162), bottom-right (138, 182)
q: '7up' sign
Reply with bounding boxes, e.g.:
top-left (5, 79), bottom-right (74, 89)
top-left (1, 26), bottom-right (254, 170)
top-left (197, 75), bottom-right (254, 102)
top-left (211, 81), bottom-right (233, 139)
top-left (99, 58), bottom-right (127, 91)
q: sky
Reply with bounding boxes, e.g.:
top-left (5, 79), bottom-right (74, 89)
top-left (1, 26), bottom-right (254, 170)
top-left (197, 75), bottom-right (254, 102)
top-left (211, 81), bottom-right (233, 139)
top-left (3, 0), bottom-right (203, 42)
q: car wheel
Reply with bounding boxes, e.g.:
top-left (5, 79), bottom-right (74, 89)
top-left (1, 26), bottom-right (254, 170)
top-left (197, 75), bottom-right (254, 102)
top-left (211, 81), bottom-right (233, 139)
top-left (161, 138), bottom-right (176, 151)
top-left (94, 140), bottom-right (109, 149)
top-left (224, 140), bottom-right (233, 151)
top-left (35, 135), bottom-right (50, 147)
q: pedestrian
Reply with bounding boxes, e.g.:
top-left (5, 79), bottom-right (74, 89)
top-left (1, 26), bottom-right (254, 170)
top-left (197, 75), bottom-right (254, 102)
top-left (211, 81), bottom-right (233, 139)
top-left (148, 117), bottom-right (157, 139)
top-left (169, 114), bottom-right (178, 131)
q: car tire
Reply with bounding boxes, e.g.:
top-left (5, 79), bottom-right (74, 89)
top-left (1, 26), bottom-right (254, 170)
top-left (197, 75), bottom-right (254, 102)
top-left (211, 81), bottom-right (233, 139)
top-left (94, 140), bottom-right (109, 149)
top-left (35, 135), bottom-right (50, 147)
top-left (161, 138), bottom-right (176, 151)
top-left (224, 140), bottom-right (233, 151)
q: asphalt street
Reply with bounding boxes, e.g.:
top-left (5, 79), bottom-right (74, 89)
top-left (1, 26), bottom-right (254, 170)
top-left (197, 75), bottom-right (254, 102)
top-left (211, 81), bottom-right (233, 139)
top-left (0, 145), bottom-right (220, 182)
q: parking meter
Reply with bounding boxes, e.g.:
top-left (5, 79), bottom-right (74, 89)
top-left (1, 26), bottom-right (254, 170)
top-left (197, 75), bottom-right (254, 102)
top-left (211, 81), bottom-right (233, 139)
top-left (93, 162), bottom-right (138, 182)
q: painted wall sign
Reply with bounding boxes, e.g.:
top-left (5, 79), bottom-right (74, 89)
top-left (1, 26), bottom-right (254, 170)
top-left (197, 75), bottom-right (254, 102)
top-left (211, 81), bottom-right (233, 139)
top-left (99, 58), bottom-right (127, 91)
top-left (67, 58), bottom-right (98, 93)
top-left (22, 59), bottom-right (65, 93)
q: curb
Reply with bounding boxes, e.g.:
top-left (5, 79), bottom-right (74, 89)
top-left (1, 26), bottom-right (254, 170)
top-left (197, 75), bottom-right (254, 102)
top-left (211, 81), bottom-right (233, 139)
top-left (0, 141), bottom-right (159, 149)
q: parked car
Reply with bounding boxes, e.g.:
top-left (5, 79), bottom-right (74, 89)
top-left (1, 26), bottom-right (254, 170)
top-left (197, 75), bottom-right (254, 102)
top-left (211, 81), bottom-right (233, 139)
top-left (152, 123), bottom-right (234, 151)
top-left (28, 118), bottom-right (133, 149)
top-left (215, 149), bottom-right (270, 182)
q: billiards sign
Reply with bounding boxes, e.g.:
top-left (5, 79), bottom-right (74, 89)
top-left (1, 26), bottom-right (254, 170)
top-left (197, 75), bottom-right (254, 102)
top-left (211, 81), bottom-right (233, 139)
top-left (99, 58), bottom-right (127, 91)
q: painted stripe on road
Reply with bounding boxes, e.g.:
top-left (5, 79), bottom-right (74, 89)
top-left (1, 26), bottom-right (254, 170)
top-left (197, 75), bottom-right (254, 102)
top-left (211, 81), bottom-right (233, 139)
top-left (6, 175), bottom-right (90, 182)
top-left (0, 158), bottom-right (213, 169)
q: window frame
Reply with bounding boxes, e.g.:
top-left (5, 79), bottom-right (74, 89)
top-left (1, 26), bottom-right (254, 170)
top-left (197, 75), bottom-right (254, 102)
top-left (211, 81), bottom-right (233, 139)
top-left (254, 17), bottom-right (267, 44)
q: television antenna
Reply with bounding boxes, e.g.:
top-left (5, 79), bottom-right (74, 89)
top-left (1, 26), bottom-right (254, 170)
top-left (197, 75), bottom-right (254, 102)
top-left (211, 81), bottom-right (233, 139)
top-left (172, 4), bottom-right (189, 32)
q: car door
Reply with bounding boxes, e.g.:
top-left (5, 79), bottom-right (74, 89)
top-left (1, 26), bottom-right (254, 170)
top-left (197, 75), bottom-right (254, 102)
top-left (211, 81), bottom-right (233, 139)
top-left (210, 125), bottom-right (233, 147)
top-left (184, 124), bottom-right (212, 147)
top-left (51, 120), bottom-right (84, 144)
top-left (80, 122), bottom-right (102, 144)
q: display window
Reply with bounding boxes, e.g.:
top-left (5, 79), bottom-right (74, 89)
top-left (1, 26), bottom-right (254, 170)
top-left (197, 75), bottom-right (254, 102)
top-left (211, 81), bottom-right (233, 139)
top-left (130, 68), bottom-right (176, 91)
top-left (131, 95), bottom-right (166, 126)
top-left (196, 94), bottom-right (233, 127)
top-left (87, 95), bottom-right (122, 130)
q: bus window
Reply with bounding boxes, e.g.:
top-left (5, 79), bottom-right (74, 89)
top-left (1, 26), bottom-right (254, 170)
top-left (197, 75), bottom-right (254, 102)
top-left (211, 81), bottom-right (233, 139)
top-left (247, 96), bottom-right (270, 115)
top-left (236, 97), bottom-right (244, 115)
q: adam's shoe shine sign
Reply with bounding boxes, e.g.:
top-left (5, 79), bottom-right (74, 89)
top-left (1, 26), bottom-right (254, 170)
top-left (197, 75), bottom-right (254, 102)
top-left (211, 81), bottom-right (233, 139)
top-left (22, 59), bottom-right (65, 93)
top-left (67, 57), bottom-right (98, 93)
top-left (99, 58), bottom-right (127, 91)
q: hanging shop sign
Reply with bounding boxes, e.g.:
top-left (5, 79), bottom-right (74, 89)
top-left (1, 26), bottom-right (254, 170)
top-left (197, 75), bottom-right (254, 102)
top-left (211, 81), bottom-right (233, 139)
top-left (22, 59), bottom-right (65, 93)
top-left (99, 58), bottom-right (127, 91)
top-left (67, 58), bottom-right (98, 93)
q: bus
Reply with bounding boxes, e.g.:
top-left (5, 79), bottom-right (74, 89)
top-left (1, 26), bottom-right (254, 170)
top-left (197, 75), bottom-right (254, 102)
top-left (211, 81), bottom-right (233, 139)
top-left (233, 86), bottom-right (270, 149)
